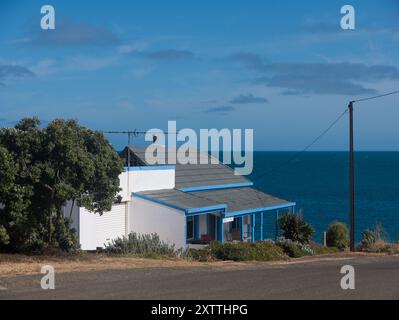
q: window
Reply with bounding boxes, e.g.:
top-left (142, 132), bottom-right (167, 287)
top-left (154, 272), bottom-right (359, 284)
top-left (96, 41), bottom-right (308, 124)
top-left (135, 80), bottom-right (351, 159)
top-left (187, 217), bottom-right (194, 240)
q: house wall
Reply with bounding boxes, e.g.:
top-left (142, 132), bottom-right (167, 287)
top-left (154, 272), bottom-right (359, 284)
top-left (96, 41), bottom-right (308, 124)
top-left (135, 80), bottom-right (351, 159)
top-left (118, 168), bottom-right (175, 201)
top-left (65, 167), bottom-right (175, 251)
top-left (78, 203), bottom-right (127, 250)
top-left (130, 196), bottom-right (186, 249)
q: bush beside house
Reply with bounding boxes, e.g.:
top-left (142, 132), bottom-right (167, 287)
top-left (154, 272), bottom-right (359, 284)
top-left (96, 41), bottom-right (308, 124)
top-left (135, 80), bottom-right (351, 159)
top-left (210, 241), bottom-right (287, 261)
top-left (326, 222), bottom-right (349, 250)
top-left (104, 232), bottom-right (180, 258)
top-left (186, 241), bottom-right (287, 262)
top-left (277, 212), bottom-right (314, 244)
top-left (275, 237), bottom-right (314, 258)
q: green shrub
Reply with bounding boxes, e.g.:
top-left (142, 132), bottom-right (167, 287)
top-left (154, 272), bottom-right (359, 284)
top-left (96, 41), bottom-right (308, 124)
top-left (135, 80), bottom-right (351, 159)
top-left (247, 241), bottom-right (287, 261)
top-left (186, 247), bottom-right (214, 262)
top-left (104, 232), bottom-right (179, 258)
top-left (358, 225), bottom-right (399, 254)
top-left (0, 226), bottom-right (10, 246)
top-left (326, 222), bottom-right (349, 250)
top-left (209, 241), bottom-right (249, 261)
top-left (309, 241), bottom-right (340, 255)
top-left (23, 235), bottom-right (49, 255)
top-left (188, 238), bottom-right (342, 262)
top-left (277, 212), bottom-right (314, 243)
top-left (276, 237), bottom-right (314, 258)
top-left (359, 224), bottom-right (386, 250)
top-left (54, 218), bottom-right (79, 253)
top-left (208, 241), bottom-right (287, 262)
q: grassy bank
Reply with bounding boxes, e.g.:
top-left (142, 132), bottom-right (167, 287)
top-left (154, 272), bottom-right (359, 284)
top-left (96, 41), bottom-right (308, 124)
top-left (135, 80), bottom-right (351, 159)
top-left (186, 240), bottom-right (340, 262)
top-left (2, 250), bottom-right (396, 278)
top-left (0, 252), bottom-right (205, 278)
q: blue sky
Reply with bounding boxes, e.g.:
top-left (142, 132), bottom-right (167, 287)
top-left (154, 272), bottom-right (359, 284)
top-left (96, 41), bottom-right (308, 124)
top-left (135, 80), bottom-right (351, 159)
top-left (0, 0), bottom-right (398, 150)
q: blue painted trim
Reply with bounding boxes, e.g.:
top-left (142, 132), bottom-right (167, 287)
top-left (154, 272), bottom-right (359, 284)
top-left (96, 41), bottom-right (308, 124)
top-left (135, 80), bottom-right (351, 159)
top-left (225, 202), bottom-right (296, 218)
top-left (184, 217), bottom-right (187, 244)
top-left (194, 216), bottom-right (199, 240)
top-left (240, 216), bottom-right (244, 240)
top-left (260, 212), bottom-right (264, 241)
top-left (252, 214), bottom-right (255, 243)
top-left (216, 215), bottom-right (224, 242)
top-left (216, 216), bottom-right (220, 241)
top-left (275, 210), bottom-right (279, 240)
top-left (132, 193), bottom-right (186, 212)
top-left (219, 213), bottom-right (224, 243)
top-left (133, 192), bottom-right (227, 216)
top-left (186, 205), bottom-right (227, 215)
top-left (125, 165), bottom-right (175, 171)
top-left (179, 182), bottom-right (253, 192)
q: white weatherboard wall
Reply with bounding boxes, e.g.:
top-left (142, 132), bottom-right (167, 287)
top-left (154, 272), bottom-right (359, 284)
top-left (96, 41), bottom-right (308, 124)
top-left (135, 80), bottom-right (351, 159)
top-left (130, 196), bottom-right (186, 249)
top-left (118, 168), bottom-right (175, 201)
top-left (67, 166), bottom-right (176, 250)
top-left (79, 203), bottom-right (127, 250)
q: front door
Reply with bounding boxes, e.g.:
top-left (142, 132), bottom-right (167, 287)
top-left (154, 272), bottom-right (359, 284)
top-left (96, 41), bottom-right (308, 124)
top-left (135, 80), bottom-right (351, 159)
top-left (208, 214), bottom-right (217, 240)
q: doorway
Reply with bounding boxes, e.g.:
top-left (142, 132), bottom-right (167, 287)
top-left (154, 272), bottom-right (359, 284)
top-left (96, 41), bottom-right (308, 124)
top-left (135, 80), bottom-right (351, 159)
top-left (208, 214), bottom-right (217, 240)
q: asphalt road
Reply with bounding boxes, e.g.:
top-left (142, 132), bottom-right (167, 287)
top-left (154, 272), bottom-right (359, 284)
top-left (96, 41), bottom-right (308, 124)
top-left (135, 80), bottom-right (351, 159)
top-left (1, 255), bottom-right (399, 300)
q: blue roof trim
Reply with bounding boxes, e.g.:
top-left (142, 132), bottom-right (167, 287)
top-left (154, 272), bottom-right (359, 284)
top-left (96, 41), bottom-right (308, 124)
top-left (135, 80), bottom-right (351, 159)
top-left (125, 165), bottom-right (175, 171)
top-left (179, 182), bottom-right (254, 192)
top-left (133, 192), bottom-right (295, 218)
top-left (132, 192), bottom-right (186, 212)
top-left (186, 205), bottom-right (227, 215)
top-left (225, 202), bottom-right (296, 218)
top-left (132, 192), bottom-right (227, 216)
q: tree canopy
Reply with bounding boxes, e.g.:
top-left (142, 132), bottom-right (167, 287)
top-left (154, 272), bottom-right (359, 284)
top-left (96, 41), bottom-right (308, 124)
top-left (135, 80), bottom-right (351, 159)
top-left (0, 118), bottom-right (124, 253)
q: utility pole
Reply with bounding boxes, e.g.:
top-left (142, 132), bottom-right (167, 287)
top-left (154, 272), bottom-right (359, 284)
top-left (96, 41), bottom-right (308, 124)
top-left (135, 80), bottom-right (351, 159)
top-left (103, 130), bottom-right (139, 199)
top-left (348, 101), bottom-right (355, 252)
top-left (346, 90), bottom-right (399, 251)
top-left (103, 130), bottom-right (138, 167)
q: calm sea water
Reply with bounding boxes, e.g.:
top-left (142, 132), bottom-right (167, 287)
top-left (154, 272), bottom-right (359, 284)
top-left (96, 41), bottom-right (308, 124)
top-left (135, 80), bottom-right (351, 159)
top-left (248, 152), bottom-right (399, 243)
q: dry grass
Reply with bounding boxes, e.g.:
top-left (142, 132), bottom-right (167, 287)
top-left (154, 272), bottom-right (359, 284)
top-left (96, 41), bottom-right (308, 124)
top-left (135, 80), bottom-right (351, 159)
top-left (0, 253), bottom-right (208, 278)
top-left (1, 251), bottom-right (395, 278)
top-left (360, 240), bottom-right (399, 254)
top-left (0, 252), bottom-right (271, 277)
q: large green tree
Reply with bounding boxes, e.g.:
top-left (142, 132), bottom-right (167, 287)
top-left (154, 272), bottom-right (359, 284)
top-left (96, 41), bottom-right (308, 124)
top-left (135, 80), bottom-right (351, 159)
top-left (0, 118), bottom-right (124, 253)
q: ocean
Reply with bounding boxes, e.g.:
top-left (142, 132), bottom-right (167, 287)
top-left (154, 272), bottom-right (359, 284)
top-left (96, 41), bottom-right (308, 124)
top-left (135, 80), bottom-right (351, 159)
top-left (249, 152), bottom-right (399, 243)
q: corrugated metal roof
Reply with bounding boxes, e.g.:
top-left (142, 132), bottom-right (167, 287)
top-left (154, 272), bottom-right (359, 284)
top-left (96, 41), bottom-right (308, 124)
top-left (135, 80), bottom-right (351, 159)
top-left (136, 187), bottom-right (291, 214)
top-left (124, 146), bottom-right (250, 189)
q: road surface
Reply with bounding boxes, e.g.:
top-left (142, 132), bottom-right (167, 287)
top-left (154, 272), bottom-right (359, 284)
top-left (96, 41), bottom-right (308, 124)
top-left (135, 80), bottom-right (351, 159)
top-left (1, 255), bottom-right (399, 299)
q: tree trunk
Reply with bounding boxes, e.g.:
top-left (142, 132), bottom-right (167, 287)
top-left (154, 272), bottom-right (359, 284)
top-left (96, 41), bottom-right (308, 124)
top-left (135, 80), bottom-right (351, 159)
top-left (69, 199), bottom-right (75, 219)
top-left (48, 210), bottom-right (52, 244)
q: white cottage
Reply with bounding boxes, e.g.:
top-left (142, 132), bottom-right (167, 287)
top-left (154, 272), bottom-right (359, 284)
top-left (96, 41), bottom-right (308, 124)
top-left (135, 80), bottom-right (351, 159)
top-left (65, 147), bottom-right (296, 250)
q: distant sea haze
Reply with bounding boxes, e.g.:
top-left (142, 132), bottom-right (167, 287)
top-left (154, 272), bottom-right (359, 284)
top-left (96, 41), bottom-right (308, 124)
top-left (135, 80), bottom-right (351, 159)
top-left (249, 152), bottom-right (399, 243)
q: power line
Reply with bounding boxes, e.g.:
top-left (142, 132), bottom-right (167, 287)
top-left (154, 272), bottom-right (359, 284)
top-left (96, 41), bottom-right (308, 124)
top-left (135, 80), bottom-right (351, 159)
top-left (254, 90), bottom-right (399, 179)
top-left (103, 89), bottom-right (399, 177)
top-left (103, 130), bottom-right (178, 136)
top-left (103, 108), bottom-right (349, 180)
top-left (253, 108), bottom-right (349, 179)
top-left (351, 90), bottom-right (399, 103)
